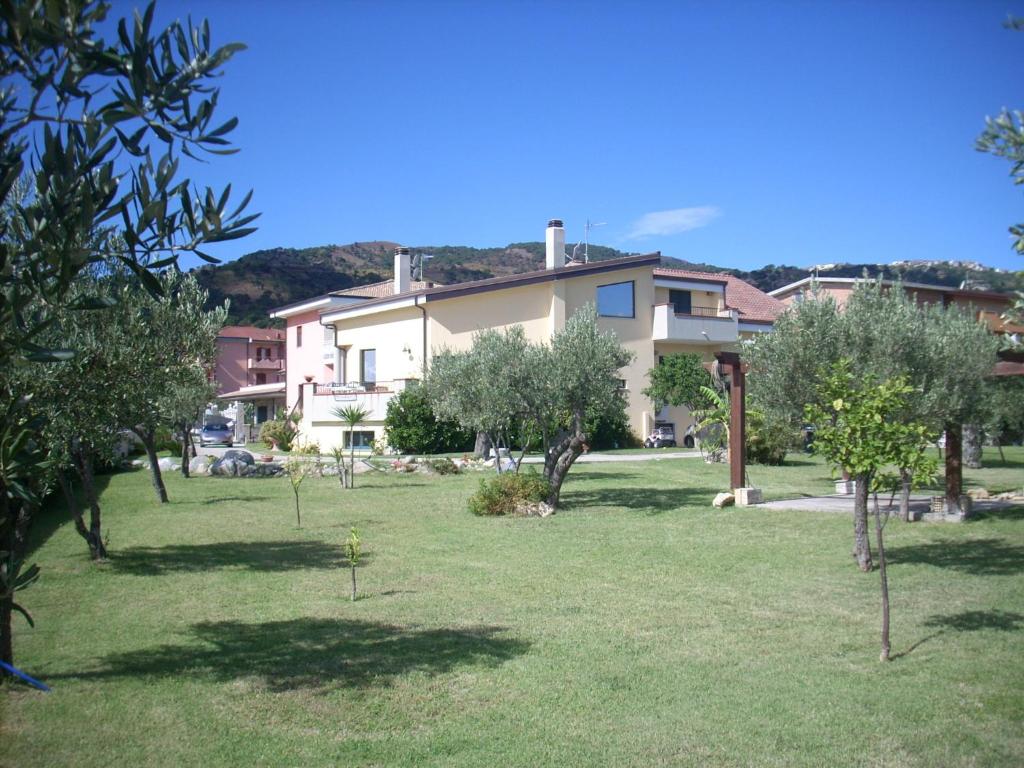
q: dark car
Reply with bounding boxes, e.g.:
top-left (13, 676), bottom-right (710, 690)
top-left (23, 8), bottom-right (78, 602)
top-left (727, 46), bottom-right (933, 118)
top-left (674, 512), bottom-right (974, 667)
top-left (200, 423), bottom-right (233, 447)
top-left (644, 426), bottom-right (676, 449)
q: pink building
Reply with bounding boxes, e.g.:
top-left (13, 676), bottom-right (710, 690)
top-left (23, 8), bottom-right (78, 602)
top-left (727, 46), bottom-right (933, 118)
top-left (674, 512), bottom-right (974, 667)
top-left (215, 326), bottom-right (287, 429)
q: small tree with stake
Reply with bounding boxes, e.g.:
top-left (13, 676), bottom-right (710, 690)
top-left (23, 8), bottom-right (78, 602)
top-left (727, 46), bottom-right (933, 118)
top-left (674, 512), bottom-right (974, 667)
top-left (283, 459), bottom-right (311, 528)
top-left (806, 361), bottom-right (937, 661)
top-left (345, 527), bottom-right (361, 601)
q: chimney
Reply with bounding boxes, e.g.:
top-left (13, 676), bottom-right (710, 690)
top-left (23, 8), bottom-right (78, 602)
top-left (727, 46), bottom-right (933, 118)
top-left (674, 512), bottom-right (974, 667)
top-left (394, 246), bottom-right (411, 295)
top-left (545, 219), bottom-right (565, 270)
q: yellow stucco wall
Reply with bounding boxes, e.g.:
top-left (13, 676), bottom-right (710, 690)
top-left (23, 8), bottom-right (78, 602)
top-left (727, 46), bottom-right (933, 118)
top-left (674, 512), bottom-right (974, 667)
top-left (427, 283), bottom-right (554, 353)
top-left (332, 306), bottom-right (424, 384)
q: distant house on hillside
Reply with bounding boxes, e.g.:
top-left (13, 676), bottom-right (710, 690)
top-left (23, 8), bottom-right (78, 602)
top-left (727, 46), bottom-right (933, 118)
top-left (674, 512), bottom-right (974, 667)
top-left (214, 325), bottom-right (287, 437)
top-left (770, 276), bottom-right (1023, 344)
top-left (268, 219), bottom-right (785, 452)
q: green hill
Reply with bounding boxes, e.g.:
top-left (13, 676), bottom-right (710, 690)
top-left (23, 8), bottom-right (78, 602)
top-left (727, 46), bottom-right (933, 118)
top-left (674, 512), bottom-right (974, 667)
top-left (193, 242), bottom-right (1023, 327)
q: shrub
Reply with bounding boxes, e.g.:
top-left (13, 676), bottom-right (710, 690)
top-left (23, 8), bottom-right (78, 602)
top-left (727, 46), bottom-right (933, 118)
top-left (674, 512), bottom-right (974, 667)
top-left (384, 386), bottom-right (474, 455)
top-left (427, 457), bottom-right (460, 475)
top-left (746, 411), bottom-right (796, 466)
top-left (293, 440), bottom-right (321, 456)
top-left (260, 419), bottom-right (296, 451)
top-left (467, 469), bottom-right (550, 516)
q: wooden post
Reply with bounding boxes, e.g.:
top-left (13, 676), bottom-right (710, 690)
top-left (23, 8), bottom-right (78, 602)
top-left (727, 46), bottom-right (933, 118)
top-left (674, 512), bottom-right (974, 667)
top-left (944, 422), bottom-right (963, 515)
top-left (715, 352), bottom-right (746, 491)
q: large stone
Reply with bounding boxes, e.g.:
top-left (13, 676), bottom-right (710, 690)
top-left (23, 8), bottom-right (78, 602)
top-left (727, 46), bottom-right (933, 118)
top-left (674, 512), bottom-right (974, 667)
top-left (157, 457), bottom-right (180, 471)
top-left (515, 501), bottom-right (555, 517)
top-left (712, 492), bottom-right (735, 509)
top-left (734, 487), bottom-right (763, 506)
top-left (210, 457), bottom-right (240, 476)
top-left (967, 487), bottom-right (990, 500)
top-left (189, 455), bottom-right (211, 474)
top-left (223, 449), bottom-right (255, 465)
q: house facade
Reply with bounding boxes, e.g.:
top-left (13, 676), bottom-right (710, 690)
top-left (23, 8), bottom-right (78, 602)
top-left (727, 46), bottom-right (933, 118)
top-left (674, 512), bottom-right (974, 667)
top-left (214, 325), bottom-right (288, 436)
top-left (270, 220), bottom-right (784, 452)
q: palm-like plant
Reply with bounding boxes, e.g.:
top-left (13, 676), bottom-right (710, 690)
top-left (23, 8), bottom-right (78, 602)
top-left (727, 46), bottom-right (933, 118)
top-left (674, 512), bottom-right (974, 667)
top-left (331, 405), bottom-right (371, 488)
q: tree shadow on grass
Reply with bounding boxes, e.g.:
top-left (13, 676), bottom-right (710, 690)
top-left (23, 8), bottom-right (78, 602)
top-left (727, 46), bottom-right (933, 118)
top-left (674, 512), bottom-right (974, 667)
top-left (561, 486), bottom-right (713, 515)
top-left (196, 494), bottom-right (268, 505)
top-left (111, 540), bottom-right (351, 575)
top-left (48, 618), bottom-right (528, 692)
top-left (967, 504), bottom-right (1024, 522)
top-left (923, 609), bottom-right (1024, 632)
top-left (886, 537), bottom-right (1024, 576)
top-left (893, 610), bottom-right (1024, 659)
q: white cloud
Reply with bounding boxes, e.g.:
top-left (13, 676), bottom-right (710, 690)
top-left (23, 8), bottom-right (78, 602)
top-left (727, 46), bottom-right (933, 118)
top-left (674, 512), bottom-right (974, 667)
top-left (624, 206), bottom-right (721, 240)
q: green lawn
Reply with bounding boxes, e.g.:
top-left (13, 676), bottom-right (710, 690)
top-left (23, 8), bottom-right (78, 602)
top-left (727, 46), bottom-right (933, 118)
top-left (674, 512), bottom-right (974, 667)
top-left (2, 451), bottom-right (1023, 767)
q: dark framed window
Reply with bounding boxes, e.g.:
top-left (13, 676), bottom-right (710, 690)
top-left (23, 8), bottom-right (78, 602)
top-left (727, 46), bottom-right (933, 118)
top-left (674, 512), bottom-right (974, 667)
top-left (360, 349), bottom-right (376, 386)
top-left (669, 289), bottom-right (692, 315)
top-left (255, 373), bottom-right (267, 385)
top-left (596, 281), bottom-right (635, 318)
top-left (344, 430), bottom-right (376, 449)
top-left (296, 325), bottom-right (303, 347)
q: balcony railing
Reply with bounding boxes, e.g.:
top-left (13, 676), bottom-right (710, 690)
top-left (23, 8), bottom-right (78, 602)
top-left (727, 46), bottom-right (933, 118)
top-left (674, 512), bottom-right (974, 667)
top-left (674, 305), bottom-right (726, 318)
top-left (652, 303), bottom-right (738, 344)
top-left (306, 380), bottom-right (418, 423)
top-left (248, 358), bottom-right (284, 370)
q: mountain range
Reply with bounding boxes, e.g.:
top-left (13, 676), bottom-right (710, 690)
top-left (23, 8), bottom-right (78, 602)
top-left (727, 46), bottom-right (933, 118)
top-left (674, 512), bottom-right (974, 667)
top-left (193, 241), bottom-right (1024, 327)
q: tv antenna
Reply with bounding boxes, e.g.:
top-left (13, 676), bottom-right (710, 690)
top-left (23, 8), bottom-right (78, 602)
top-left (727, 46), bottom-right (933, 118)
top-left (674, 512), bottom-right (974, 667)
top-left (584, 219), bottom-right (606, 262)
top-left (411, 253), bottom-right (434, 281)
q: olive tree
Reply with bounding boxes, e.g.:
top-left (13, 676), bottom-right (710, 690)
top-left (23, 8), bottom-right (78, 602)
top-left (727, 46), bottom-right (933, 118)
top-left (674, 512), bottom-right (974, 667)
top-left (749, 278), bottom-right (998, 569)
top-left (0, 0), bottom-right (253, 666)
top-left (428, 305), bottom-right (632, 507)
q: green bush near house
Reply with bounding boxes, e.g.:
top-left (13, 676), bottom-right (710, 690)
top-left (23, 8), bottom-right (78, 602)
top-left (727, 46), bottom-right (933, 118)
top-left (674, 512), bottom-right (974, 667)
top-left (746, 410), bottom-right (799, 466)
top-left (467, 469), bottom-right (550, 516)
top-left (384, 386), bottom-right (474, 455)
top-left (259, 419), bottom-right (295, 451)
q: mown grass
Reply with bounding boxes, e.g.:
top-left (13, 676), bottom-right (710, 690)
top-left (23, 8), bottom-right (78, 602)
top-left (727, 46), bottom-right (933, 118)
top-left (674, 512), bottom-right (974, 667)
top-left (1, 450), bottom-right (1022, 767)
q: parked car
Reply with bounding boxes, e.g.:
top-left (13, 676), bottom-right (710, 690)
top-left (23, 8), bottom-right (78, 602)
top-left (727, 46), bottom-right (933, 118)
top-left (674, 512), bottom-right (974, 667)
top-left (644, 426), bottom-right (676, 449)
top-left (200, 423), bottom-right (234, 447)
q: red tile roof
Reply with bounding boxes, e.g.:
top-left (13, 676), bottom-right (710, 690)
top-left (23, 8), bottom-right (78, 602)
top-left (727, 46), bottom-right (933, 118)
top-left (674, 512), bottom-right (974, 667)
top-left (654, 267), bottom-right (784, 324)
top-left (218, 325), bottom-right (285, 342)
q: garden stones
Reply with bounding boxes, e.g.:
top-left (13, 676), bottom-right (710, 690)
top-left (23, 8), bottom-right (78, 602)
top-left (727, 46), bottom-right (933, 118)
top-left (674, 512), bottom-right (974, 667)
top-left (222, 449), bottom-right (255, 465)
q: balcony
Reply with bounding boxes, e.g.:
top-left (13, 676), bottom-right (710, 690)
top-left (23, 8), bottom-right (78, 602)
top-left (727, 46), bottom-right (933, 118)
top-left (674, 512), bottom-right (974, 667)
top-left (652, 303), bottom-right (738, 344)
top-left (306, 380), bottom-right (417, 423)
top-left (248, 358), bottom-right (284, 371)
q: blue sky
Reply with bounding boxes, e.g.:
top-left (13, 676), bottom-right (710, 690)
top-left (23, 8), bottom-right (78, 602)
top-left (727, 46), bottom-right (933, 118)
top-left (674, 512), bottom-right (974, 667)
top-left (118, 0), bottom-right (1024, 272)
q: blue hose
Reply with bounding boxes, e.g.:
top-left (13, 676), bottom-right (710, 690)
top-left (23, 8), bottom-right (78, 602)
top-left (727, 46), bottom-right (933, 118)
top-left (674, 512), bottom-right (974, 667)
top-left (0, 660), bottom-right (50, 691)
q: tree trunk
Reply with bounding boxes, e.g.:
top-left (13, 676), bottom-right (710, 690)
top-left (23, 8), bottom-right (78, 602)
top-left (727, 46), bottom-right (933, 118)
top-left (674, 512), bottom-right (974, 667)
top-left (899, 468), bottom-right (912, 523)
top-left (135, 427), bottom-right (169, 504)
top-left (62, 461), bottom-right (106, 561)
top-left (348, 432), bottom-right (356, 489)
top-left (350, 566), bottom-right (357, 601)
top-left (293, 490), bottom-right (301, 527)
top-left (489, 431), bottom-right (503, 474)
top-left (853, 473), bottom-right (873, 572)
top-left (874, 493), bottom-right (891, 662)
top-left (473, 431), bottom-right (491, 459)
top-left (74, 450), bottom-right (108, 560)
top-left (0, 490), bottom-right (32, 667)
top-left (180, 423), bottom-right (191, 478)
top-left (944, 423), bottom-right (963, 516)
top-left (996, 438), bottom-right (1006, 463)
top-left (545, 417), bottom-right (587, 508)
top-left (962, 423), bottom-right (983, 469)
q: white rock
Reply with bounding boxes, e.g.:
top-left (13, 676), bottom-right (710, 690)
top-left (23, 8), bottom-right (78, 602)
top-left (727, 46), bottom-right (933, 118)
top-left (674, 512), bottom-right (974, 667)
top-left (712, 492), bottom-right (735, 508)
